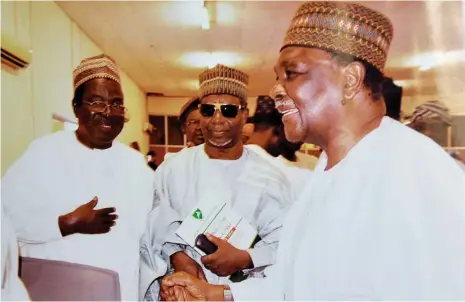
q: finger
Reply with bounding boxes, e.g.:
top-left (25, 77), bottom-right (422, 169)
top-left (95, 207), bottom-right (117, 216)
top-left (94, 224), bottom-right (112, 234)
top-left (173, 286), bottom-right (185, 301)
top-left (200, 254), bottom-right (215, 265)
top-left (163, 272), bottom-right (195, 287)
top-left (102, 214), bottom-right (119, 223)
top-left (84, 197), bottom-right (98, 209)
top-left (205, 233), bottom-right (222, 245)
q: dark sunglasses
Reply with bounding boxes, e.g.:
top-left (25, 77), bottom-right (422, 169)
top-left (199, 103), bottom-right (243, 118)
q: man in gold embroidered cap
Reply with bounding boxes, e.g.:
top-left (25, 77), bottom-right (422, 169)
top-left (2, 54), bottom-right (154, 300)
top-left (141, 64), bottom-right (292, 300)
top-left (162, 2), bottom-right (465, 300)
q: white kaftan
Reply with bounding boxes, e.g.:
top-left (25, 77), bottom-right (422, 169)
top-left (1, 207), bottom-right (30, 301)
top-left (140, 144), bottom-right (292, 299)
top-left (247, 144), bottom-right (312, 201)
top-left (1, 131), bottom-right (153, 301)
top-left (230, 117), bottom-right (465, 300)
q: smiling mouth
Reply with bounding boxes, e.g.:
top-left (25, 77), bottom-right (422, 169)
top-left (276, 100), bottom-right (299, 116)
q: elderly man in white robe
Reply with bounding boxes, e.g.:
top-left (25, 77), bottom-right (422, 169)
top-left (140, 64), bottom-right (291, 300)
top-left (161, 2), bottom-right (465, 300)
top-left (1, 54), bottom-right (153, 300)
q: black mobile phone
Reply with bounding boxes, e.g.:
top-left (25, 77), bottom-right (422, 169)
top-left (195, 234), bottom-right (218, 255)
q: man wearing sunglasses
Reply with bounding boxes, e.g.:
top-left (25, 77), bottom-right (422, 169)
top-left (1, 54), bottom-right (154, 300)
top-left (141, 64), bottom-right (291, 300)
top-left (408, 100), bottom-right (465, 171)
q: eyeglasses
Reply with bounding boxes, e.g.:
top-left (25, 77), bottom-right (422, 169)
top-left (199, 103), bottom-right (243, 118)
top-left (83, 101), bottom-right (127, 115)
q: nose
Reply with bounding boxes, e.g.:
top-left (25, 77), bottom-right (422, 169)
top-left (269, 84), bottom-right (287, 102)
top-left (211, 107), bottom-right (223, 124)
top-left (102, 103), bottom-right (112, 115)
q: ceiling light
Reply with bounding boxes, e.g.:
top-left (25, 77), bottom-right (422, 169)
top-left (403, 50), bottom-right (465, 70)
top-left (393, 80), bottom-right (415, 87)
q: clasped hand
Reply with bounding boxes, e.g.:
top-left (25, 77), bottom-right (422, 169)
top-left (161, 272), bottom-right (225, 301)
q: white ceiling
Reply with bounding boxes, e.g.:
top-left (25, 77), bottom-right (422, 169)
top-left (57, 1), bottom-right (465, 113)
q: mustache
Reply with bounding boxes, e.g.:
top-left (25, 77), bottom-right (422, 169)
top-left (88, 112), bottom-right (126, 125)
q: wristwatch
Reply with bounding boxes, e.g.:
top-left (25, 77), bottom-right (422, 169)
top-left (224, 286), bottom-right (234, 301)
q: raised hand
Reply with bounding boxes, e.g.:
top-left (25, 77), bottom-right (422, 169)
top-left (201, 234), bottom-right (253, 277)
top-left (58, 197), bottom-right (118, 236)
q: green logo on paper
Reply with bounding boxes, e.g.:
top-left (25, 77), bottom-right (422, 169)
top-left (192, 208), bottom-right (203, 220)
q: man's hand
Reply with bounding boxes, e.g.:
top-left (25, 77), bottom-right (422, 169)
top-left (160, 252), bottom-right (207, 300)
top-left (201, 234), bottom-right (253, 277)
top-left (171, 251), bottom-right (208, 281)
top-left (161, 272), bottom-right (225, 301)
top-left (58, 197), bottom-right (118, 236)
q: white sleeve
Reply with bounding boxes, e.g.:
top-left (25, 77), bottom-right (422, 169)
top-left (245, 172), bottom-right (291, 272)
top-left (229, 264), bottom-right (284, 301)
top-left (1, 141), bottom-right (63, 243)
top-left (1, 207), bottom-right (31, 301)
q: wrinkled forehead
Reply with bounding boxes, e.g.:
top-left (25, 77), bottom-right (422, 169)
top-left (274, 46), bottom-right (333, 74)
top-left (82, 78), bottom-right (124, 99)
top-left (200, 94), bottom-right (242, 106)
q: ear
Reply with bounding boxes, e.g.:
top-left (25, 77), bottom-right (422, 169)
top-left (72, 100), bottom-right (79, 117)
top-left (181, 124), bottom-right (186, 135)
top-left (342, 61), bottom-right (365, 101)
top-left (241, 107), bottom-right (249, 125)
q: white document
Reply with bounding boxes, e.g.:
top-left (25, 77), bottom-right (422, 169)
top-left (176, 201), bottom-right (257, 256)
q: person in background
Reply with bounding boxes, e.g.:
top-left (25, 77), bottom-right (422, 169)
top-left (1, 207), bottom-right (30, 301)
top-left (179, 97), bottom-right (204, 147)
top-left (162, 2), bottom-right (465, 300)
top-left (164, 97), bottom-right (205, 162)
top-left (130, 141), bottom-right (141, 152)
top-left (246, 95), bottom-right (312, 199)
top-left (408, 100), bottom-right (465, 171)
top-left (1, 54), bottom-right (154, 300)
top-left (140, 64), bottom-right (291, 300)
top-left (240, 118), bottom-right (255, 144)
top-left (147, 150), bottom-right (158, 171)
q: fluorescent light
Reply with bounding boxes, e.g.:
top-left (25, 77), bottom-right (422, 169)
top-left (201, 6), bottom-right (210, 30)
top-left (403, 50), bottom-right (465, 70)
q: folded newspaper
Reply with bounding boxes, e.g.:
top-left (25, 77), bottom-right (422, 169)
top-left (176, 201), bottom-right (257, 256)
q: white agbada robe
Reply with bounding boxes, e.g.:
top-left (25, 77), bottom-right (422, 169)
top-left (1, 208), bottom-right (30, 301)
top-left (230, 117), bottom-right (465, 300)
top-left (1, 130), bottom-right (154, 301)
top-left (140, 144), bottom-right (292, 299)
top-left (246, 144), bottom-right (312, 201)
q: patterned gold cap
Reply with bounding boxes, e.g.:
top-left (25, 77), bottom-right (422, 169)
top-left (198, 64), bottom-right (249, 104)
top-left (73, 54), bottom-right (121, 91)
top-left (179, 96), bottom-right (200, 119)
top-left (282, 2), bottom-right (393, 72)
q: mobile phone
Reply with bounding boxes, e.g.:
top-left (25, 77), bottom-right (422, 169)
top-left (195, 234), bottom-right (218, 255)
